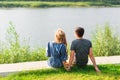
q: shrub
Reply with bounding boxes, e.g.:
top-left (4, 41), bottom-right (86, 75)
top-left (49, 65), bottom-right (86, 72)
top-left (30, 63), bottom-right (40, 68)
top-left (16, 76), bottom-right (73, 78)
top-left (0, 22), bottom-right (47, 64)
top-left (92, 24), bottom-right (120, 56)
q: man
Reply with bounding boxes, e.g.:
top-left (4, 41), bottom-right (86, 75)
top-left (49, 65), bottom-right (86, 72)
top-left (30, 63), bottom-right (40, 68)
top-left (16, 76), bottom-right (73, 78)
top-left (69, 27), bottom-right (100, 72)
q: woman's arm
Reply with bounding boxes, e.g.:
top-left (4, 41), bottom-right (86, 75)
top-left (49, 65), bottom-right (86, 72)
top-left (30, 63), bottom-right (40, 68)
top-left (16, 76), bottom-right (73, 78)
top-left (60, 44), bottom-right (70, 71)
top-left (46, 42), bottom-right (51, 57)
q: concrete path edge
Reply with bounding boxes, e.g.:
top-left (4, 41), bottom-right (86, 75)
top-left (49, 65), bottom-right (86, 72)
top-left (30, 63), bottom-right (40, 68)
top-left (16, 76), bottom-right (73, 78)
top-left (0, 56), bottom-right (120, 76)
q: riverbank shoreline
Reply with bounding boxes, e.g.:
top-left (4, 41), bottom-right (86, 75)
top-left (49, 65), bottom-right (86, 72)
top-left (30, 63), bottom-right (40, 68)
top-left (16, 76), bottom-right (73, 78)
top-left (0, 1), bottom-right (120, 8)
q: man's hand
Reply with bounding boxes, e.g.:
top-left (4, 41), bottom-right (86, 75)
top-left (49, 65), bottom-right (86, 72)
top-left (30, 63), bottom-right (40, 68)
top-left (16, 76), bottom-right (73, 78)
top-left (63, 62), bottom-right (71, 71)
top-left (95, 66), bottom-right (101, 73)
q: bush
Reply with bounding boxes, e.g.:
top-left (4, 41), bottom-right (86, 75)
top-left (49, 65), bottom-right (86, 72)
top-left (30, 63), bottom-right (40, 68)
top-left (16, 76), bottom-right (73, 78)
top-left (92, 24), bottom-right (120, 56)
top-left (0, 22), bottom-right (47, 64)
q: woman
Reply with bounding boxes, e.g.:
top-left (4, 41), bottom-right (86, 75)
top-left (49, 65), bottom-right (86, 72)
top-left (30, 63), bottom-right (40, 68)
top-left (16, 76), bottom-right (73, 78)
top-left (46, 28), bottom-right (69, 70)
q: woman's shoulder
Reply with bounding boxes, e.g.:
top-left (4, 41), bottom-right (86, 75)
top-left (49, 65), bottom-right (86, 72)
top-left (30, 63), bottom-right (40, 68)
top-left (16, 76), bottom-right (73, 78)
top-left (47, 41), bottom-right (55, 45)
top-left (54, 43), bottom-right (66, 48)
top-left (48, 41), bottom-right (65, 47)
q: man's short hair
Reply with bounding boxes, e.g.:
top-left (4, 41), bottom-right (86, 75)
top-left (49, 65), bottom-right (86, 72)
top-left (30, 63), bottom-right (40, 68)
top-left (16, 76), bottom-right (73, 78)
top-left (75, 27), bottom-right (84, 37)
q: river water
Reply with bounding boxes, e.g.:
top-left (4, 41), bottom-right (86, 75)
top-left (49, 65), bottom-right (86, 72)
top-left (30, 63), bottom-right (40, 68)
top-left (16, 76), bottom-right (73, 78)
top-left (0, 7), bottom-right (120, 47)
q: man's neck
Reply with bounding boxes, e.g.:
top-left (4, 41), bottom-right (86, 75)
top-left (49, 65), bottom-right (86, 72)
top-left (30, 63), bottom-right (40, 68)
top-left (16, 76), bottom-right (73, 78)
top-left (76, 36), bottom-right (83, 39)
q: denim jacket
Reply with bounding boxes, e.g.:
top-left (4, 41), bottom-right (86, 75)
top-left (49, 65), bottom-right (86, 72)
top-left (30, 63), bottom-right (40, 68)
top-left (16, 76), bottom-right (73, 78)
top-left (46, 42), bottom-right (68, 68)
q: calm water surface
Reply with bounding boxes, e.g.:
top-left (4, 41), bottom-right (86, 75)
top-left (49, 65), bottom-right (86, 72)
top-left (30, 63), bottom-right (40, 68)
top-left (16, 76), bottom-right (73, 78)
top-left (0, 7), bottom-right (120, 47)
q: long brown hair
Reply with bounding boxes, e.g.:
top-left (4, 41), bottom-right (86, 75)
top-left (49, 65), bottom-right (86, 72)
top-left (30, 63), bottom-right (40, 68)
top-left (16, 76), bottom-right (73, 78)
top-left (54, 28), bottom-right (67, 46)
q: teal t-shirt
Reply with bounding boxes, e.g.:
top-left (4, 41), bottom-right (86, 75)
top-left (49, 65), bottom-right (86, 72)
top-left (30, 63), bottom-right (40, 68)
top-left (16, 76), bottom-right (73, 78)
top-left (70, 39), bottom-right (92, 66)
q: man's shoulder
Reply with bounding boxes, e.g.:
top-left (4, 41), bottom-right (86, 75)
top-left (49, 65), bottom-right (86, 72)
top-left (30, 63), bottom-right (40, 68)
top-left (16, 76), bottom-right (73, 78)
top-left (72, 39), bottom-right (79, 43)
top-left (72, 39), bottom-right (91, 42)
top-left (72, 39), bottom-right (78, 41)
top-left (83, 39), bottom-right (91, 43)
top-left (83, 39), bottom-right (92, 47)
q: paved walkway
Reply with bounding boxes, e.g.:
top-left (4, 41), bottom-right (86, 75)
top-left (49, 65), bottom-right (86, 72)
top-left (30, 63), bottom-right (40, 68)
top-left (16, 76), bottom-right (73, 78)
top-left (0, 56), bottom-right (120, 76)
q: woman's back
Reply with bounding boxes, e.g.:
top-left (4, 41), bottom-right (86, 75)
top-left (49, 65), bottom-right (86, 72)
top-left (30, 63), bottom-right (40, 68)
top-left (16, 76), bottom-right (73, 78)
top-left (46, 42), bottom-right (67, 68)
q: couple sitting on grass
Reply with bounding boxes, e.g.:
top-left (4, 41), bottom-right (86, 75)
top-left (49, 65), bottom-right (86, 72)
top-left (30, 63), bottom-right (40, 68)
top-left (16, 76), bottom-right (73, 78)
top-left (46, 27), bottom-right (100, 72)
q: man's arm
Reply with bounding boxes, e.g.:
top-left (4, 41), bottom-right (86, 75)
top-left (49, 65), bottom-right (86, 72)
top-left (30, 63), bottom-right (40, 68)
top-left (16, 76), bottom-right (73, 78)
top-left (69, 50), bottom-right (75, 67)
top-left (89, 48), bottom-right (100, 72)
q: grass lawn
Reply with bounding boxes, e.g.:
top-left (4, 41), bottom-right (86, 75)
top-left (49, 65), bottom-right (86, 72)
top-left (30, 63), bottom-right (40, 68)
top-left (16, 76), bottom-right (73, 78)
top-left (0, 64), bottom-right (120, 80)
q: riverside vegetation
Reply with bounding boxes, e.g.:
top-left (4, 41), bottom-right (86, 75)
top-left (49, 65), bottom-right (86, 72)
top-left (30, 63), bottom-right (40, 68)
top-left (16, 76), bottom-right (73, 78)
top-left (0, 22), bottom-right (47, 64)
top-left (0, 23), bottom-right (120, 64)
top-left (92, 24), bottom-right (120, 56)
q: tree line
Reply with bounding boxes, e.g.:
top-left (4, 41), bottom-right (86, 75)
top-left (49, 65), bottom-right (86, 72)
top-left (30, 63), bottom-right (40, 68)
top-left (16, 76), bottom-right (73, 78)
top-left (0, 0), bottom-right (120, 5)
top-left (0, 0), bottom-right (119, 2)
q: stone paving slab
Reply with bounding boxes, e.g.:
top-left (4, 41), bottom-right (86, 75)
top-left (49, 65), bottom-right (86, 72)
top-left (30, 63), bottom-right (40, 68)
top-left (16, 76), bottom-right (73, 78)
top-left (0, 56), bottom-right (120, 76)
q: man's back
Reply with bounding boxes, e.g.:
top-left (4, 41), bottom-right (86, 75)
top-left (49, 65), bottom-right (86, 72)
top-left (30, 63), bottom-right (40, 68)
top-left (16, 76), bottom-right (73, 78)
top-left (69, 27), bottom-right (100, 72)
top-left (70, 39), bottom-right (92, 66)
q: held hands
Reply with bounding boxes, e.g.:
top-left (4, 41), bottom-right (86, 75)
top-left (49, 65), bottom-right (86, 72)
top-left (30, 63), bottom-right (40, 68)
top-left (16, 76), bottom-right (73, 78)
top-left (63, 62), bottom-right (71, 71)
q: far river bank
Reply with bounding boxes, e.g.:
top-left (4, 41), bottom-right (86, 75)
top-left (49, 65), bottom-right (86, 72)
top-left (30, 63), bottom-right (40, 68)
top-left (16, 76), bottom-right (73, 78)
top-left (0, 1), bottom-right (120, 8)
